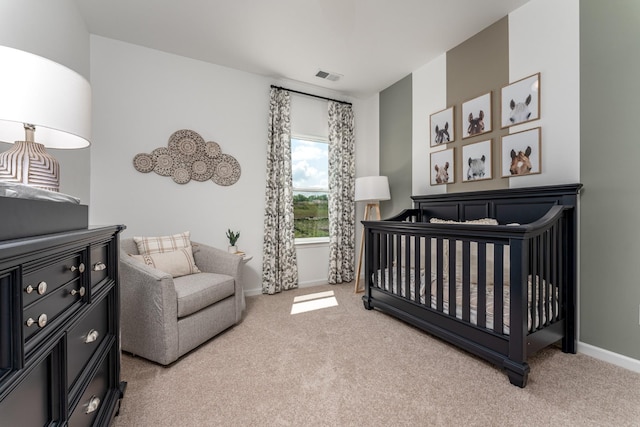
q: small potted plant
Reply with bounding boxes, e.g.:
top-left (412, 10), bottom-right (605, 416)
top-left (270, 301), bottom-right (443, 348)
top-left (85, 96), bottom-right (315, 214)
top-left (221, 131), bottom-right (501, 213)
top-left (226, 229), bottom-right (240, 253)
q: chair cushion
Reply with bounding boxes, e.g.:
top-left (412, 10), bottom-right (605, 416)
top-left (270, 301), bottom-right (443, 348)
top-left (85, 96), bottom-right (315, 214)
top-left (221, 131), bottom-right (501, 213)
top-left (129, 246), bottom-right (200, 277)
top-left (173, 272), bottom-right (235, 318)
top-left (133, 231), bottom-right (192, 255)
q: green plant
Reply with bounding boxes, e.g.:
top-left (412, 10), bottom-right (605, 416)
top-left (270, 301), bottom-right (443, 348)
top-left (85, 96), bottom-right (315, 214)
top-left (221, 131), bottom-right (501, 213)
top-left (226, 229), bottom-right (240, 246)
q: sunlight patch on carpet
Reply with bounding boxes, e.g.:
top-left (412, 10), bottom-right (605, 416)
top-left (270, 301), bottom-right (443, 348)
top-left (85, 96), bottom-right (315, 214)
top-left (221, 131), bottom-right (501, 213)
top-left (291, 290), bottom-right (338, 314)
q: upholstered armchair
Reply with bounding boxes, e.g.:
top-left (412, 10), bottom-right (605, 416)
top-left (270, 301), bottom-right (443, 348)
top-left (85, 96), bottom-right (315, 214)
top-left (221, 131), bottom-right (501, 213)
top-left (119, 238), bottom-right (245, 365)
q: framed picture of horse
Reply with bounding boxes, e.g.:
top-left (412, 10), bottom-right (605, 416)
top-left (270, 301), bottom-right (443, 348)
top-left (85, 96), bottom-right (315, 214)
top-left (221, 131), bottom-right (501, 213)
top-left (462, 92), bottom-right (492, 139)
top-left (429, 106), bottom-right (455, 146)
top-left (500, 73), bottom-right (540, 128)
top-left (462, 139), bottom-right (492, 182)
top-left (430, 148), bottom-right (455, 186)
top-left (500, 127), bottom-right (541, 178)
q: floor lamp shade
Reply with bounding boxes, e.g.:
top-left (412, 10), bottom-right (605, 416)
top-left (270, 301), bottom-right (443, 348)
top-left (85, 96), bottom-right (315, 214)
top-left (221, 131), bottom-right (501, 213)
top-left (0, 46), bottom-right (91, 192)
top-left (355, 176), bottom-right (390, 202)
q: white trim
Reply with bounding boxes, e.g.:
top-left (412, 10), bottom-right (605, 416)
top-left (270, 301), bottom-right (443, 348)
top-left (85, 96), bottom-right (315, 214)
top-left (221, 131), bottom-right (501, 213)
top-left (578, 342), bottom-right (640, 374)
top-left (243, 279), bottom-right (331, 298)
top-left (295, 237), bottom-right (329, 246)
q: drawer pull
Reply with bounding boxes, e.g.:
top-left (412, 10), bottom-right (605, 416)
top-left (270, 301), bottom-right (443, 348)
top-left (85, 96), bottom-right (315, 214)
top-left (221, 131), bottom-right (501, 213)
top-left (26, 313), bottom-right (48, 328)
top-left (93, 262), bottom-right (107, 271)
top-left (70, 263), bottom-right (85, 273)
top-left (84, 329), bottom-right (99, 344)
top-left (25, 282), bottom-right (48, 295)
top-left (70, 286), bottom-right (86, 297)
top-left (85, 396), bottom-right (101, 414)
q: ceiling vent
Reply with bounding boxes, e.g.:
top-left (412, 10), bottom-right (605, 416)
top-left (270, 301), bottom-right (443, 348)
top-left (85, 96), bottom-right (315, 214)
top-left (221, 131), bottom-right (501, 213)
top-left (315, 70), bottom-right (342, 82)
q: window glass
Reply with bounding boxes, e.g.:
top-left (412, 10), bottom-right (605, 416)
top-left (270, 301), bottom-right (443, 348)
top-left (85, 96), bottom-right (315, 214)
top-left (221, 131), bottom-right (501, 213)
top-left (291, 137), bottom-right (329, 239)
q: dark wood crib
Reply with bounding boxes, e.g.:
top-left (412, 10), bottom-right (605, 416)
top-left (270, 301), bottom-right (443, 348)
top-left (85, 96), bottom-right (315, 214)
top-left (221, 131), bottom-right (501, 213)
top-left (362, 184), bottom-right (582, 387)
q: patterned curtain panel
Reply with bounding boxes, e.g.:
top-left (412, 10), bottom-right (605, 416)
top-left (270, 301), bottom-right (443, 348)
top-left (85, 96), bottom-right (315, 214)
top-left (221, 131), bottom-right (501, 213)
top-left (327, 101), bottom-right (355, 284)
top-left (262, 88), bottom-right (299, 294)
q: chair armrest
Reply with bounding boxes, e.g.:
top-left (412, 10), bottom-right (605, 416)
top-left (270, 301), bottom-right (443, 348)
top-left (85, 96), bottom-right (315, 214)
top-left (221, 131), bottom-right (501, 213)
top-left (119, 255), bottom-right (180, 365)
top-left (191, 242), bottom-right (245, 321)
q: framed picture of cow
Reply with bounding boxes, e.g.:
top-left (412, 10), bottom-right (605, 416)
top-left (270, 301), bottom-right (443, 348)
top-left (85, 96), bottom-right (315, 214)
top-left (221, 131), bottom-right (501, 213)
top-left (462, 92), bottom-right (492, 139)
top-left (429, 106), bottom-right (455, 146)
top-left (500, 127), bottom-right (541, 178)
top-left (462, 139), bottom-right (492, 182)
top-left (430, 148), bottom-right (454, 186)
top-left (500, 73), bottom-right (540, 128)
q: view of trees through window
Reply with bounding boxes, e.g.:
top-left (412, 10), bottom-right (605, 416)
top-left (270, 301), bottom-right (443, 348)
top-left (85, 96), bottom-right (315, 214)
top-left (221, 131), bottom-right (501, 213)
top-left (291, 137), bottom-right (329, 239)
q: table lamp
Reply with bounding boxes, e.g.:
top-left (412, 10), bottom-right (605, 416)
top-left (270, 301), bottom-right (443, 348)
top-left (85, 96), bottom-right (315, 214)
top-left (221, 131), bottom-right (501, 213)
top-left (0, 46), bottom-right (91, 192)
top-left (354, 175), bottom-right (390, 293)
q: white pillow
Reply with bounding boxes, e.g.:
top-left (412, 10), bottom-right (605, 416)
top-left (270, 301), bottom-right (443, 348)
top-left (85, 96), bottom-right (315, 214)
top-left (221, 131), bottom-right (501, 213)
top-left (133, 231), bottom-right (192, 255)
top-left (129, 246), bottom-right (201, 277)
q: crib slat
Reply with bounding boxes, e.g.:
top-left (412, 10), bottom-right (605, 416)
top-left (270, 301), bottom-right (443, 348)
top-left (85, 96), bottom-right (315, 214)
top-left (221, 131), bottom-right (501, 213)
top-left (425, 237), bottom-right (432, 306)
top-left (380, 233), bottom-right (388, 292)
top-left (414, 235), bottom-right (422, 303)
top-left (396, 233), bottom-right (402, 297)
top-left (448, 238), bottom-right (457, 317)
top-left (543, 231), bottom-right (551, 327)
top-left (436, 238), bottom-right (444, 312)
top-left (494, 244), bottom-right (504, 334)
top-left (462, 241), bottom-right (471, 323)
top-left (551, 225), bottom-right (558, 321)
top-left (477, 242), bottom-right (487, 328)
top-left (530, 237), bottom-right (538, 332)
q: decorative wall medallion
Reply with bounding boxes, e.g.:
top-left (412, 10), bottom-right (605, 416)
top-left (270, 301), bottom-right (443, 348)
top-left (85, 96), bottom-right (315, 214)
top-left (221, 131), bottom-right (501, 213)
top-left (212, 154), bottom-right (241, 186)
top-left (132, 129), bottom-right (241, 186)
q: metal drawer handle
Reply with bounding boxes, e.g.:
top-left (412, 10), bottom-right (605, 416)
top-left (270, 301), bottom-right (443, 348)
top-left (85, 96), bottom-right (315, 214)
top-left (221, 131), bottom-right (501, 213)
top-left (85, 396), bottom-right (101, 414)
top-left (70, 286), bottom-right (86, 297)
top-left (93, 262), bottom-right (107, 271)
top-left (25, 281), bottom-right (48, 295)
top-left (70, 263), bottom-right (85, 273)
top-left (26, 313), bottom-right (48, 328)
top-left (84, 329), bottom-right (99, 344)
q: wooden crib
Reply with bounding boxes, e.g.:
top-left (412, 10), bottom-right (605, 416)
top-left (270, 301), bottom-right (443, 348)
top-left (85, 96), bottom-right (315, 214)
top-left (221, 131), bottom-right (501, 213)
top-left (362, 184), bottom-right (582, 387)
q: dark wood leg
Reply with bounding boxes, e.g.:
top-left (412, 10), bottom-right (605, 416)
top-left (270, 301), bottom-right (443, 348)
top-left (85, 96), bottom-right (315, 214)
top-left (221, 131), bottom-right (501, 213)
top-left (504, 360), bottom-right (530, 388)
top-left (362, 296), bottom-right (373, 310)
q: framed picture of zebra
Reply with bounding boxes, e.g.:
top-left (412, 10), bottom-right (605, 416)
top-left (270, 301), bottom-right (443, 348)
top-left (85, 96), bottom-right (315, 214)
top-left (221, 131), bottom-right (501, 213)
top-left (462, 92), bottom-right (492, 139)
top-left (462, 139), bottom-right (492, 182)
top-left (429, 106), bottom-right (455, 146)
top-left (500, 127), bottom-right (541, 178)
top-left (500, 73), bottom-right (540, 128)
top-left (430, 148), bottom-right (454, 186)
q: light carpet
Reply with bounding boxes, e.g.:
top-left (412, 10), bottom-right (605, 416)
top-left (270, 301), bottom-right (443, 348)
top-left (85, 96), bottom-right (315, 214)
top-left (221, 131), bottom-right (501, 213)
top-left (112, 283), bottom-right (640, 426)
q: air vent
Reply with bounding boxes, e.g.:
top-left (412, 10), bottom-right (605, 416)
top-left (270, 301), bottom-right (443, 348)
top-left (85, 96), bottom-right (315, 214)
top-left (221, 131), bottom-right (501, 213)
top-left (315, 70), bottom-right (342, 82)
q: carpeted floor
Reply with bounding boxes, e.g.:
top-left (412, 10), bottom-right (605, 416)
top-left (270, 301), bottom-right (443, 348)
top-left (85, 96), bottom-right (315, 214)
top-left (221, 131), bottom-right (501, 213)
top-left (112, 283), bottom-right (640, 426)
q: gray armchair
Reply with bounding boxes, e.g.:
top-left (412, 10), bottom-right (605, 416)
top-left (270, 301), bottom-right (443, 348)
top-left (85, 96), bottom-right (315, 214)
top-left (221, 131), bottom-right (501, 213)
top-left (119, 239), bottom-right (245, 365)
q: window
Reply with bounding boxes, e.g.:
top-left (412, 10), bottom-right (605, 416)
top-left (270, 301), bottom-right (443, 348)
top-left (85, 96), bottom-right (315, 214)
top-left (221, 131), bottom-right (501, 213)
top-left (291, 137), bottom-right (329, 240)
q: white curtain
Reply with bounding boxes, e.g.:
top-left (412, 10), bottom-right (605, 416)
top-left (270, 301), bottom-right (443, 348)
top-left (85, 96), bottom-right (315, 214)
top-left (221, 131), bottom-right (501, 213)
top-left (327, 101), bottom-right (355, 284)
top-left (261, 88), bottom-right (298, 294)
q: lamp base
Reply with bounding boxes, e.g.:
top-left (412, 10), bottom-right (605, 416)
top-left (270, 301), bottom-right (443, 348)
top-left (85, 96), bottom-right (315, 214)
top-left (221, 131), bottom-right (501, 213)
top-left (0, 140), bottom-right (60, 192)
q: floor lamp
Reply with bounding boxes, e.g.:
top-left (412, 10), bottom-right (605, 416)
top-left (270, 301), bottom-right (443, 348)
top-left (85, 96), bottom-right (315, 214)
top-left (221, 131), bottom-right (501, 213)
top-left (354, 176), bottom-right (390, 293)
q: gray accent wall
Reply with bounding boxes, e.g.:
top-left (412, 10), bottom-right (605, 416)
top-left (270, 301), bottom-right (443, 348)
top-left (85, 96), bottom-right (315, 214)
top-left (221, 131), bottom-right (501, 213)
top-left (580, 0), bottom-right (640, 360)
top-left (446, 17), bottom-right (509, 192)
top-left (379, 74), bottom-right (412, 219)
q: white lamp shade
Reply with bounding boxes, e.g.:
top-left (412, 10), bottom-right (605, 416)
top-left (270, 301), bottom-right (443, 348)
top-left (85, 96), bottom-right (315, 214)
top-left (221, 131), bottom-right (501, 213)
top-left (355, 176), bottom-right (390, 202)
top-left (0, 46), bottom-right (91, 148)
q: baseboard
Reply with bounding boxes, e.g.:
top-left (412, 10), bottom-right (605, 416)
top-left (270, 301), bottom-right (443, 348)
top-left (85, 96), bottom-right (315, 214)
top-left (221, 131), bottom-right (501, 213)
top-left (578, 342), bottom-right (640, 373)
top-left (244, 279), bottom-right (331, 297)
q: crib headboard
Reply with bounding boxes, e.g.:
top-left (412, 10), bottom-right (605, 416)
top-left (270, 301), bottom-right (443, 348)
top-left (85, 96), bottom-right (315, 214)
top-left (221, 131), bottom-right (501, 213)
top-left (410, 184), bottom-right (582, 225)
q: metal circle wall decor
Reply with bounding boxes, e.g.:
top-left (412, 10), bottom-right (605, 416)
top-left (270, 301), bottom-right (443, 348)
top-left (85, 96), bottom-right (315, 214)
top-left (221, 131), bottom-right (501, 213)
top-left (212, 154), bottom-right (241, 186)
top-left (132, 129), bottom-right (241, 186)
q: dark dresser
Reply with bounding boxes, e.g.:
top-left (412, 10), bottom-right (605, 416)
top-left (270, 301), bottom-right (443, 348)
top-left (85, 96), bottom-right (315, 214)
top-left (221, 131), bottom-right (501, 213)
top-left (0, 223), bottom-right (126, 426)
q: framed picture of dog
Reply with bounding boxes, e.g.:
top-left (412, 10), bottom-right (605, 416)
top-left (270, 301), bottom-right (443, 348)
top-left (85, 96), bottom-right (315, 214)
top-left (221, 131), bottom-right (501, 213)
top-left (500, 127), bottom-right (541, 178)
top-left (501, 73), bottom-right (540, 128)
top-left (430, 148), bottom-right (454, 186)
top-left (462, 139), bottom-right (492, 182)
top-left (462, 92), bottom-right (492, 139)
top-left (429, 106), bottom-right (455, 146)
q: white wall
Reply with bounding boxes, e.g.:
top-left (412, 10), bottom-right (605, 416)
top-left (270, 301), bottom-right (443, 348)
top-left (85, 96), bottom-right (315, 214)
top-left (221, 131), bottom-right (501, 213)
top-left (0, 0), bottom-right (91, 203)
top-left (412, 54), bottom-right (447, 196)
top-left (507, 0), bottom-right (580, 187)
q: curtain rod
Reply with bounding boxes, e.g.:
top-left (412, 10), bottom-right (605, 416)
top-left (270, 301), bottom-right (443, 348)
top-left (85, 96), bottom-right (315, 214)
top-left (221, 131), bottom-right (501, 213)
top-left (270, 85), bottom-right (352, 106)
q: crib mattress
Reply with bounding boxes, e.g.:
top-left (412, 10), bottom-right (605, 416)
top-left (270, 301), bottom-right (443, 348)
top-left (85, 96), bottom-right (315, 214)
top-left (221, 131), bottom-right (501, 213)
top-left (375, 268), bottom-right (556, 335)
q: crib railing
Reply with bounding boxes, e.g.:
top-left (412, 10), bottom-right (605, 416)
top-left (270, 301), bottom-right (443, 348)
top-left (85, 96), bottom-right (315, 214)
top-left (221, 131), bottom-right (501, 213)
top-left (364, 205), bottom-right (571, 338)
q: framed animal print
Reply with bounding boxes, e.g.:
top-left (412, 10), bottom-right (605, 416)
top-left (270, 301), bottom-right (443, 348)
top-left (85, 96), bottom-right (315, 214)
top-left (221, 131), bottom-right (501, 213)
top-left (500, 127), bottom-right (541, 178)
top-left (429, 106), bottom-right (454, 146)
top-left (462, 92), bottom-right (492, 139)
top-left (501, 73), bottom-right (540, 128)
top-left (430, 148), bottom-right (454, 186)
top-left (462, 139), bottom-right (492, 182)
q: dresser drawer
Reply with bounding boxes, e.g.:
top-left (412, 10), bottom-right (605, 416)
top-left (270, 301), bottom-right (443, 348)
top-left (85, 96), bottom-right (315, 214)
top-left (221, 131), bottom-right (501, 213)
top-left (23, 252), bottom-right (84, 307)
top-left (68, 354), bottom-right (110, 427)
top-left (23, 279), bottom-right (83, 343)
top-left (67, 296), bottom-right (110, 390)
top-left (90, 243), bottom-right (110, 287)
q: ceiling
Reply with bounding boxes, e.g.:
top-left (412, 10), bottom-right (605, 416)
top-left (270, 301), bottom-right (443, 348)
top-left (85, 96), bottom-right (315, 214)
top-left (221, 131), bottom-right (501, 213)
top-left (75, 0), bottom-right (530, 98)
